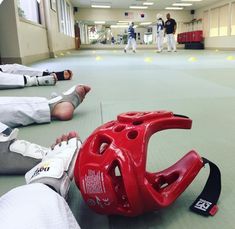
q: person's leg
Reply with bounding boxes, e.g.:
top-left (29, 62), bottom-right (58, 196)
top-left (24, 74), bottom-right (57, 86)
top-left (131, 38), bottom-right (137, 52)
top-left (171, 34), bottom-right (177, 52)
top-left (0, 64), bottom-right (73, 81)
top-left (160, 30), bottom-right (164, 51)
top-left (49, 85), bottom-right (91, 121)
top-left (0, 97), bottom-right (51, 127)
top-left (124, 38), bottom-right (131, 52)
top-left (0, 71), bottom-right (56, 89)
top-left (0, 71), bottom-right (25, 89)
top-left (46, 70), bottom-right (73, 81)
top-left (166, 34), bottom-right (171, 51)
top-left (0, 183), bottom-right (80, 229)
top-left (0, 64), bottom-right (45, 76)
top-left (157, 34), bottom-right (161, 52)
top-left (0, 85), bottom-right (91, 128)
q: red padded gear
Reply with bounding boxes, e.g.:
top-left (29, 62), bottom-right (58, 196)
top-left (74, 111), bottom-right (204, 216)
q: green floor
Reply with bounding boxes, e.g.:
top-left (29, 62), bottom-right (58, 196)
top-left (1, 49), bottom-right (235, 228)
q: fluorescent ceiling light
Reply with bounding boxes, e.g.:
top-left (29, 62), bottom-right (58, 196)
top-left (165, 7), bottom-right (184, 10)
top-left (116, 22), bottom-right (129, 25)
top-left (111, 25), bottom-right (129, 28)
top-left (129, 6), bottom-right (148, 9)
top-left (118, 21), bottom-right (129, 23)
top-left (173, 3), bottom-right (192, 6)
top-left (91, 5), bottom-right (111, 8)
top-left (140, 22), bottom-right (152, 25)
top-left (94, 21), bottom-right (105, 24)
top-left (0, 0), bottom-right (4, 4)
top-left (143, 2), bottom-right (154, 5)
top-left (181, 0), bottom-right (202, 1)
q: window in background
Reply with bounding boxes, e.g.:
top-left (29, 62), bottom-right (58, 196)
top-left (57, 0), bottom-right (74, 36)
top-left (231, 2), bottom-right (235, 35)
top-left (17, 0), bottom-right (41, 24)
top-left (203, 10), bottom-right (209, 37)
top-left (219, 4), bottom-right (229, 36)
top-left (210, 8), bottom-right (219, 37)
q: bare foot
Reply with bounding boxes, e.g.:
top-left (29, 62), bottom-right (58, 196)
top-left (50, 85), bottom-right (91, 121)
top-left (63, 70), bottom-right (73, 80)
top-left (53, 70), bottom-right (73, 80)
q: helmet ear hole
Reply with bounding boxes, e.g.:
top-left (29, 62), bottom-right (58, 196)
top-left (109, 161), bottom-right (130, 209)
top-left (99, 142), bottom-right (109, 154)
top-left (93, 135), bottom-right (112, 155)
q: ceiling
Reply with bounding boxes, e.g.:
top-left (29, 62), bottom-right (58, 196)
top-left (70, 0), bottom-right (220, 10)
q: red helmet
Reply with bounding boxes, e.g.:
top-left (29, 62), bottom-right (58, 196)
top-left (74, 111), bottom-right (221, 217)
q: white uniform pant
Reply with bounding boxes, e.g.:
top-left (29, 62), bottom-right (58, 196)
top-left (0, 183), bottom-right (80, 229)
top-left (0, 122), bottom-right (9, 133)
top-left (157, 30), bottom-right (164, 51)
top-left (0, 97), bottom-right (50, 128)
top-left (166, 34), bottom-right (176, 51)
top-left (125, 38), bottom-right (137, 51)
top-left (0, 64), bottom-right (44, 76)
top-left (0, 71), bottom-right (25, 89)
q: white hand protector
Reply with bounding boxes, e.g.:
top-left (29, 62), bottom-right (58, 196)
top-left (0, 128), bottom-right (49, 175)
top-left (25, 137), bottom-right (82, 198)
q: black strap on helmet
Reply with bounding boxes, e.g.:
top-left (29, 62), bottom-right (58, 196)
top-left (190, 158), bottom-right (221, 216)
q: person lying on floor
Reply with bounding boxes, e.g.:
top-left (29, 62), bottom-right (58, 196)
top-left (0, 128), bottom-right (82, 229)
top-left (0, 63), bottom-right (73, 81)
top-left (0, 84), bottom-right (91, 128)
top-left (0, 71), bottom-right (57, 89)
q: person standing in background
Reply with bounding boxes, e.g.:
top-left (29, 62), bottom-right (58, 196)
top-left (124, 22), bottom-right (137, 53)
top-left (156, 14), bottom-right (165, 52)
top-left (165, 13), bottom-right (177, 52)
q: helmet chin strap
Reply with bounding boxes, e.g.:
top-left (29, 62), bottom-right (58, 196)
top-left (190, 158), bottom-right (221, 216)
top-left (74, 111), bottom-right (221, 217)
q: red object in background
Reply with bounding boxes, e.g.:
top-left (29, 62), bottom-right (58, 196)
top-left (192, 30), bottom-right (203, 42)
top-left (74, 111), bottom-right (204, 217)
top-left (177, 33), bottom-right (182, 43)
top-left (185, 31), bottom-right (193, 43)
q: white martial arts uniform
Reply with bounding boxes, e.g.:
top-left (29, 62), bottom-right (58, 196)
top-left (0, 97), bottom-right (50, 128)
top-left (166, 34), bottom-right (176, 52)
top-left (125, 38), bottom-right (137, 51)
top-left (0, 183), bottom-right (80, 229)
top-left (0, 71), bottom-right (25, 89)
top-left (156, 19), bottom-right (165, 52)
top-left (0, 122), bottom-right (8, 132)
top-left (0, 64), bottom-right (44, 76)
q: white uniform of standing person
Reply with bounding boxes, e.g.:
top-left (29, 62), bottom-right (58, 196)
top-left (165, 13), bottom-right (177, 52)
top-left (124, 22), bottom-right (137, 53)
top-left (0, 123), bottom-right (82, 229)
top-left (156, 14), bottom-right (165, 52)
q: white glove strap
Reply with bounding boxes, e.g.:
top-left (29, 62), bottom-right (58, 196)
top-left (25, 138), bottom-right (82, 197)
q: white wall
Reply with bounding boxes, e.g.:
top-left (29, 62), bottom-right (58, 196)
top-left (0, 0), bottom-right (76, 64)
top-left (49, 5), bottom-right (75, 53)
top-left (17, 19), bottom-right (49, 63)
top-left (0, 0), bottom-right (21, 63)
top-left (75, 8), bottom-right (192, 23)
top-left (195, 0), bottom-right (235, 49)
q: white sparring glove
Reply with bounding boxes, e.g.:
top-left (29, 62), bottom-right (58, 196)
top-left (25, 136), bottom-right (82, 198)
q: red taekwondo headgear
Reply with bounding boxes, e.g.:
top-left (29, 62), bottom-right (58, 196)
top-left (74, 111), bottom-right (221, 217)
